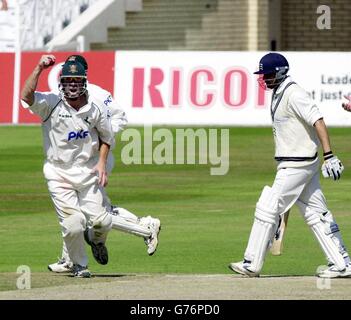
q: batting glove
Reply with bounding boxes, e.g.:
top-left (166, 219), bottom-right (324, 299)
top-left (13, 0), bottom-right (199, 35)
top-left (321, 151), bottom-right (344, 180)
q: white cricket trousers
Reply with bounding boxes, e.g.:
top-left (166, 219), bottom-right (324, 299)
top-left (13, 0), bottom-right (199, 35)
top-left (272, 161), bottom-right (327, 215)
top-left (275, 161), bottom-right (349, 266)
top-left (244, 159), bottom-right (349, 272)
top-left (44, 160), bottom-right (112, 267)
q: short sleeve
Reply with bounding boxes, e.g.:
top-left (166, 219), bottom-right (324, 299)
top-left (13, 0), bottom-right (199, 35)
top-left (94, 105), bottom-right (114, 147)
top-left (21, 92), bottom-right (61, 121)
top-left (88, 83), bottom-right (128, 134)
top-left (108, 100), bottom-right (128, 134)
top-left (289, 89), bottom-right (323, 126)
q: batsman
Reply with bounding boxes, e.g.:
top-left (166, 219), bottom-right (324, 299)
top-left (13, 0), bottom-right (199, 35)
top-left (229, 52), bottom-right (351, 278)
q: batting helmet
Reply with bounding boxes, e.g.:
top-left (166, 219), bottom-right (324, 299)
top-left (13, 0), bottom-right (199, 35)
top-left (65, 55), bottom-right (88, 72)
top-left (59, 61), bottom-right (87, 99)
top-left (254, 53), bottom-right (289, 90)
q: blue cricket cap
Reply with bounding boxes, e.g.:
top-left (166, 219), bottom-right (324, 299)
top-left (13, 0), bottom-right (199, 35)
top-left (254, 52), bottom-right (289, 75)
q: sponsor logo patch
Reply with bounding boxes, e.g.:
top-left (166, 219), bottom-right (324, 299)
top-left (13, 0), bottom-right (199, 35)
top-left (68, 130), bottom-right (89, 141)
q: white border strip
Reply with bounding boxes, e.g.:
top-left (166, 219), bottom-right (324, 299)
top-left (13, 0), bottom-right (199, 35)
top-left (12, 1), bottom-right (21, 124)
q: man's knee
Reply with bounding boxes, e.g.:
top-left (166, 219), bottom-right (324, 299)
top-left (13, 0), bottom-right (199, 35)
top-left (62, 213), bottom-right (86, 238)
top-left (244, 186), bottom-right (280, 273)
top-left (296, 200), bottom-right (324, 226)
top-left (255, 186), bottom-right (279, 224)
top-left (91, 211), bottom-right (112, 234)
top-left (297, 201), bottom-right (348, 270)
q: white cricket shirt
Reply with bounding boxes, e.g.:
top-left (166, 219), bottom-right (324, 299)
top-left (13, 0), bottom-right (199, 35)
top-left (21, 92), bottom-right (114, 166)
top-left (53, 82), bottom-right (128, 134)
top-left (271, 77), bottom-right (323, 168)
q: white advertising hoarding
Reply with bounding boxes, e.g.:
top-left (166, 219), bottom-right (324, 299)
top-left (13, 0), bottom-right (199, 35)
top-left (114, 51), bottom-right (351, 126)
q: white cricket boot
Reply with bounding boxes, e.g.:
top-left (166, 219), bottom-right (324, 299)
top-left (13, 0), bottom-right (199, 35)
top-left (317, 264), bottom-right (351, 278)
top-left (48, 258), bottom-right (73, 273)
top-left (143, 217), bottom-right (161, 256)
top-left (228, 260), bottom-right (260, 277)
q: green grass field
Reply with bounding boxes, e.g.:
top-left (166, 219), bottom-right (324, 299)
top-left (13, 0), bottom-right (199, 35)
top-left (1, 126), bottom-right (351, 291)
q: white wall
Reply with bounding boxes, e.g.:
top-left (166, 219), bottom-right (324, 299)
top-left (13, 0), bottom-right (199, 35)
top-left (114, 51), bottom-right (351, 126)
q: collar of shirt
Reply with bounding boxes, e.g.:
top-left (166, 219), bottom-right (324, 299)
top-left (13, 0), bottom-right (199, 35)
top-left (274, 76), bottom-right (293, 95)
top-left (62, 92), bottom-right (93, 115)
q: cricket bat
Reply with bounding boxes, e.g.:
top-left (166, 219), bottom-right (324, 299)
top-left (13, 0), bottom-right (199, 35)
top-left (270, 210), bottom-right (290, 256)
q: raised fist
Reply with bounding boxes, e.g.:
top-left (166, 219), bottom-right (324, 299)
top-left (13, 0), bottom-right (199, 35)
top-left (38, 55), bottom-right (56, 70)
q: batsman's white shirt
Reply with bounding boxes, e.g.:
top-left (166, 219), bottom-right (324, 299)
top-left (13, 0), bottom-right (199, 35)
top-left (271, 76), bottom-right (323, 169)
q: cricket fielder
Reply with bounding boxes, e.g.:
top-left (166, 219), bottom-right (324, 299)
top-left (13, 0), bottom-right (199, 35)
top-left (48, 55), bottom-right (161, 273)
top-left (21, 55), bottom-right (115, 277)
top-left (229, 52), bottom-right (351, 278)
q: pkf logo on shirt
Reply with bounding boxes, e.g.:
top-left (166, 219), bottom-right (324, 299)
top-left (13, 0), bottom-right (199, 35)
top-left (104, 95), bottom-right (112, 106)
top-left (68, 130), bottom-right (89, 141)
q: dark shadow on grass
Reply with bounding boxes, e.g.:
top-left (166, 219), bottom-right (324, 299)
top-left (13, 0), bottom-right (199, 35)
top-left (65, 273), bottom-right (135, 278)
top-left (259, 274), bottom-right (314, 278)
top-left (92, 273), bottom-right (136, 278)
top-left (227, 273), bottom-right (315, 278)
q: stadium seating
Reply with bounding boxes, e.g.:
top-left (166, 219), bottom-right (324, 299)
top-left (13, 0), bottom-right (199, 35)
top-left (91, 0), bottom-right (219, 50)
top-left (0, 0), bottom-right (265, 52)
top-left (0, 0), bottom-right (15, 52)
top-left (0, 0), bottom-right (127, 51)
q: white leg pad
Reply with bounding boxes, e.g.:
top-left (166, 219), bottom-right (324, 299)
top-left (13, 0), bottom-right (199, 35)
top-left (115, 207), bottom-right (140, 223)
top-left (244, 186), bottom-right (279, 273)
top-left (111, 207), bottom-right (151, 238)
top-left (298, 201), bottom-right (348, 271)
top-left (322, 211), bottom-right (350, 265)
top-left (309, 222), bottom-right (346, 271)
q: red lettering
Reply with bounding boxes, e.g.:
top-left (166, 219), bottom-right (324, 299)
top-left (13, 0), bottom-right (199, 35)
top-left (149, 68), bottom-right (164, 107)
top-left (256, 82), bottom-right (266, 108)
top-left (223, 69), bottom-right (248, 108)
top-left (132, 68), bottom-right (164, 107)
top-left (132, 66), bottom-right (266, 110)
top-left (190, 69), bottom-right (215, 107)
top-left (171, 69), bottom-right (181, 107)
top-left (132, 68), bottom-right (144, 107)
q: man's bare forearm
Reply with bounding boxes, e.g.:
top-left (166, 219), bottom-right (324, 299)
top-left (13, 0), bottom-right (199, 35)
top-left (98, 142), bottom-right (110, 166)
top-left (21, 65), bottom-right (43, 106)
top-left (21, 55), bottom-right (56, 106)
top-left (314, 118), bottom-right (332, 154)
top-left (95, 142), bottom-right (110, 186)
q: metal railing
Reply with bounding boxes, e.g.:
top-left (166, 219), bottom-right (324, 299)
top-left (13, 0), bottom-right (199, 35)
top-left (0, 0), bottom-right (98, 51)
